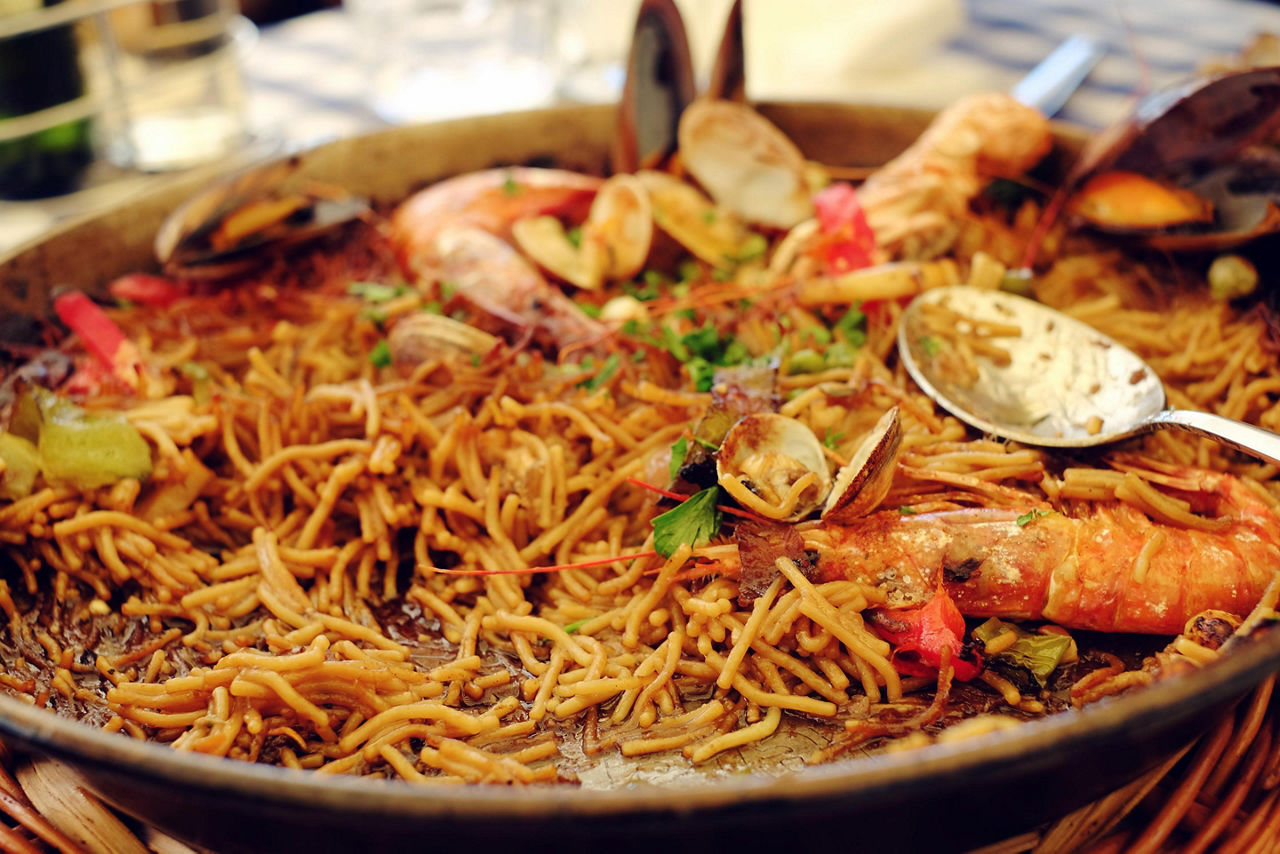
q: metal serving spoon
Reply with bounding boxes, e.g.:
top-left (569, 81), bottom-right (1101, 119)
top-left (898, 286), bottom-right (1280, 465)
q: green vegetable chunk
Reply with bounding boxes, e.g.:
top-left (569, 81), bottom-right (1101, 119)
top-left (28, 390), bottom-right (151, 490)
top-left (0, 433), bottom-right (40, 500)
top-left (973, 618), bottom-right (1072, 690)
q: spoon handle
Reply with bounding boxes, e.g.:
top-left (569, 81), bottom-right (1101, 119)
top-left (1148, 409), bottom-right (1280, 466)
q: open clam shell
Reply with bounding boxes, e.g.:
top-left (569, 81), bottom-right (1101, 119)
top-left (821, 406), bottom-right (902, 522)
top-left (716, 413), bottom-right (832, 522)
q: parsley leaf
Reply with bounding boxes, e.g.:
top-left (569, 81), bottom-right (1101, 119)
top-left (369, 339), bottom-right (392, 368)
top-left (898, 506), bottom-right (917, 516)
top-left (564, 618), bottom-right (591, 634)
top-left (1015, 508), bottom-right (1051, 527)
top-left (821, 430), bottom-right (845, 449)
top-left (919, 336), bottom-right (942, 357)
top-left (577, 301), bottom-right (603, 319)
top-left (669, 435), bottom-right (688, 480)
top-left (566, 226), bottom-right (583, 249)
top-left (652, 487), bottom-right (723, 557)
top-left (502, 174), bottom-right (520, 196)
top-left (348, 281), bottom-right (407, 303)
top-left (578, 353), bottom-right (620, 391)
top-left (834, 305), bottom-right (867, 347)
top-left (694, 437), bottom-right (719, 451)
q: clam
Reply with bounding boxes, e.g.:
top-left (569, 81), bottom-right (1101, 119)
top-left (512, 174), bottom-right (653, 290)
top-left (386, 313), bottom-right (500, 367)
top-left (821, 406), bottom-right (902, 522)
top-left (155, 158), bottom-right (369, 280)
top-left (716, 413), bottom-right (832, 522)
top-left (636, 170), bottom-right (758, 267)
top-left (677, 98), bottom-right (814, 229)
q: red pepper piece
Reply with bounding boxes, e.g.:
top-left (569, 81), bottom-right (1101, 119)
top-left (869, 587), bottom-right (982, 681)
top-left (812, 182), bottom-right (877, 275)
top-left (109, 274), bottom-right (188, 308)
top-left (53, 291), bottom-right (140, 390)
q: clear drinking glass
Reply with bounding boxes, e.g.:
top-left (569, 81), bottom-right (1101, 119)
top-left (103, 0), bottom-right (251, 171)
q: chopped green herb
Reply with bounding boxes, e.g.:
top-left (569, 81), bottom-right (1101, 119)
top-left (821, 430), bottom-right (845, 450)
top-left (687, 357), bottom-right (716, 392)
top-left (898, 506), bottom-right (917, 516)
top-left (421, 300), bottom-right (443, 315)
top-left (678, 260), bottom-right (702, 283)
top-left (726, 233), bottom-right (768, 264)
top-left (712, 266), bottom-right (734, 282)
top-left (625, 276), bottom-right (662, 301)
top-left (502, 174), bottom-right (520, 195)
top-left (440, 281), bottom-right (458, 300)
top-left (669, 435), bottom-right (688, 480)
top-left (577, 302), bottom-right (603, 319)
top-left (834, 305), bottom-right (867, 347)
top-left (620, 319), bottom-right (644, 337)
top-left (566, 226), bottom-right (583, 249)
top-left (348, 281), bottom-right (407, 303)
top-left (694, 437), bottom-right (719, 451)
top-left (359, 307), bottom-right (388, 327)
top-left (670, 280), bottom-right (691, 299)
top-left (470, 352), bottom-right (482, 367)
top-left (701, 208), bottom-right (718, 224)
top-left (369, 340), bottom-right (392, 368)
top-left (578, 353), bottom-right (620, 391)
top-left (1015, 508), bottom-right (1051, 527)
top-left (652, 487), bottom-right (723, 557)
top-left (919, 336), bottom-right (942, 357)
top-left (660, 326), bottom-right (691, 362)
top-left (632, 349), bottom-right (648, 363)
top-left (564, 618), bottom-right (591, 634)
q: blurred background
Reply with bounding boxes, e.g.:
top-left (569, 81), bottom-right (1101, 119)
top-left (4, 0), bottom-right (1280, 253)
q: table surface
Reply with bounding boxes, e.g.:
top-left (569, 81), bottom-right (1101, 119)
top-left (4, 0), bottom-right (1280, 256)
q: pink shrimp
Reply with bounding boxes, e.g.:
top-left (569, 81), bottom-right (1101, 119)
top-left (389, 168), bottom-right (607, 351)
top-left (804, 467), bottom-right (1280, 634)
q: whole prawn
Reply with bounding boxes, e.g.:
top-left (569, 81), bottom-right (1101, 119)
top-left (803, 466), bottom-right (1280, 635)
top-left (389, 168), bottom-right (609, 352)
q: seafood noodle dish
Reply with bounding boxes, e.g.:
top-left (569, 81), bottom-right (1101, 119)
top-left (3, 81), bottom-right (1280, 787)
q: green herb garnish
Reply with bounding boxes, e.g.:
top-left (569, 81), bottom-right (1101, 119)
top-left (898, 506), bottom-right (917, 516)
top-left (821, 430), bottom-right (845, 450)
top-left (669, 435), bottom-right (688, 480)
top-left (652, 487), bottom-right (723, 557)
top-left (919, 336), bottom-right (942, 357)
top-left (564, 618), bottom-right (591, 634)
top-left (369, 339), bottom-right (392, 368)
top-left (348, 281), bottom-right (407, 303)
top-left (1015, 508), bottom-right (1051, 527)
top-left (578, 353), bottom-right (620, 391)
top-left (835, 305), bottom-right (867, 347)
top-left (502, 174), bottom-right (520, 195)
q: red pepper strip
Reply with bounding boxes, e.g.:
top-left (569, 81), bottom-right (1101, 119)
top-left (812, 182), bottom-right (878, 276)
top-left (53, 292), bottom-right (140, 390)
top-left (108, 274), bottom-right (188, 308)
top-left (869, 587), bottom-right (982, 681)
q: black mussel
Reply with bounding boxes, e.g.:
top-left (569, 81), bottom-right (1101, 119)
top-left (154, 157), bottom-right (370, 280)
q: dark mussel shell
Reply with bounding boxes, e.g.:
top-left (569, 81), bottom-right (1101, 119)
top-left (1069, 66), bottom-right (1280, 251)
top-left (611, 0), bottom-right (697, 175)
top-left (154, 157), bottom-right (370, 280)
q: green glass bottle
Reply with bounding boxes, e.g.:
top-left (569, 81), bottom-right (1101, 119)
top-left (0, 0), bottom-right (93, 199)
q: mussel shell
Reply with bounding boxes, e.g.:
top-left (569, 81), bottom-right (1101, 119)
top-left (1073, 67), bottom-right (1280, 181)
top-left (612, 0), bottom-right (697, 174)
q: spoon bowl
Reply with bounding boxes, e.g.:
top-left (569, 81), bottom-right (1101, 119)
top-left (899, 286), bottom-right (1280, 464)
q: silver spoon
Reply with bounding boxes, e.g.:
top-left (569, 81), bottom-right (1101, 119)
top-left (898, 286), bottom-right (1280, 465)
